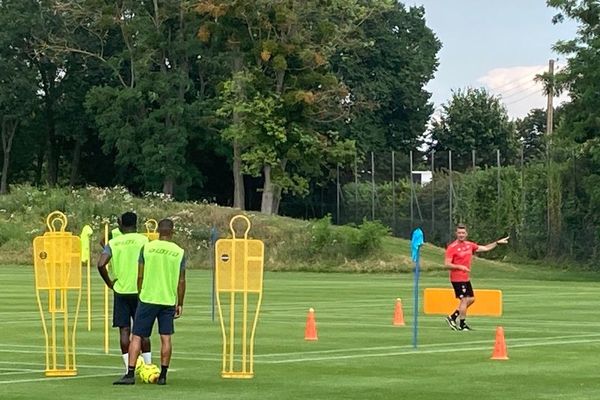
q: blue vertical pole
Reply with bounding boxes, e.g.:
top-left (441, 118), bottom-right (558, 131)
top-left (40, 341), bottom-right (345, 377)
top-left (210, 226), bottom-right (218, 322)
top-left (411, 228), bottom-right (424, 349)
top-left (412, 251), bottom-right (420, 349)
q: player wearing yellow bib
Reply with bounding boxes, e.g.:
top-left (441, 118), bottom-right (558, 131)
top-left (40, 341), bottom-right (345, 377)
top-left (114, 219), bottom-right (186, 386)
top-left (97, 212), bottom-right (152, 371)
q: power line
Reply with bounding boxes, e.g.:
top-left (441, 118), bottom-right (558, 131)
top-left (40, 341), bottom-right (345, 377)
top-left (504, 89), bottom-right (544, 106)
top-left (498, 79), bottom-right (539, 97)
top-left (500, 82), bottom-right (541, 100)
top-left (484, 67), bottom-right (546, 93)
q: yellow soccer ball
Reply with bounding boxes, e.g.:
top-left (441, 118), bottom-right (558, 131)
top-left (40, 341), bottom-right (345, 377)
top-left (140, 364), bottom-right (160, 384)
top-left (135, 357), bottom-right (145, 376)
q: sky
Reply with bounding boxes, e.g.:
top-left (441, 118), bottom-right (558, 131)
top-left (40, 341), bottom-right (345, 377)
top-left (406, 0), bottom-right (579, 119)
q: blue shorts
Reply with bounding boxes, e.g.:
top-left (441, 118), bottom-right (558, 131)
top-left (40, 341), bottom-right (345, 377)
top-left (113, 293), bottom-right (139, 328)
top-left (132, 301), bottom-right (176, 337)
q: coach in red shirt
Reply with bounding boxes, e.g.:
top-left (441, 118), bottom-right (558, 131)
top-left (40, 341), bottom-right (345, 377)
top-left (445, 224), bottom-right (509, 331)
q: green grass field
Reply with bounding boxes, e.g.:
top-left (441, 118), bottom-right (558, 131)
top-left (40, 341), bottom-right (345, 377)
top-left (2, 264), bottom-right (600, 400)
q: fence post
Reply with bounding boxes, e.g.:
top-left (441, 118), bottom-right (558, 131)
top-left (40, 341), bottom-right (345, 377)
top-left (520, 144), bottom-right (525, 252)
top-left (354, 152), bottom-right (359, 223)
top-left (448, 150), bottom-right (453, 236)
top-left (392, 151), bottom-right (396, 235)
top-left (410, 150), bottom-right (414, 231)
top-left (497, 149), bottom-right (501, 230)
top-left (371, 151), bottom-right (375, 221)
top-left (431, 150), bottom-right (435, 238)
top-left (336, 163), bottom-right (341, 225)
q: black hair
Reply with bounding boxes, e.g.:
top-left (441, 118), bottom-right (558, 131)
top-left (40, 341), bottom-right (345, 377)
top-left (158, 219), bottom-right (174, 232)
top-left (120, 212), bottom-right (137, 228)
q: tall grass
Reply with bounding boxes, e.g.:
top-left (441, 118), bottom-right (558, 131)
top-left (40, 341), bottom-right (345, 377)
top-left (0, 185), bottom-right (394, 271)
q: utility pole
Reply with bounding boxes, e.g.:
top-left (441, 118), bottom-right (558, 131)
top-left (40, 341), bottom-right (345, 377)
top-left (546, 59), bottom-right (559, 255)
top-left (546, 59), bottom-right (554, 144)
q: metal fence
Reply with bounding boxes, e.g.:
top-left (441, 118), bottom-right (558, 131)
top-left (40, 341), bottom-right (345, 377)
top-left (280, 145), bottom-right (596, 262)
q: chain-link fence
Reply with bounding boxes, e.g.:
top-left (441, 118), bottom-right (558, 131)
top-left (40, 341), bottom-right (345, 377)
top-left (280, 146), bottom-right (597, 264)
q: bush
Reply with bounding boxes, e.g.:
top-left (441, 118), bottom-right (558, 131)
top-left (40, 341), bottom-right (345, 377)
top-left (353, 219), bottom-right (390, 254)
top-left (307, 215), bottom-right (389, 261)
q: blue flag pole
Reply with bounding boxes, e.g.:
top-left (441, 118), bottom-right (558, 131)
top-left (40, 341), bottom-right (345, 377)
top-left (411, 228), bottom-right (424, 349)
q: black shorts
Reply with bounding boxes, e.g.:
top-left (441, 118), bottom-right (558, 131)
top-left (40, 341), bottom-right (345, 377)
top-left (113, 293), bottom-right (139, 328)
top-left (451, 281), bottom-right (474, 299)
top-left (132, 301), bottom-right (176, 338)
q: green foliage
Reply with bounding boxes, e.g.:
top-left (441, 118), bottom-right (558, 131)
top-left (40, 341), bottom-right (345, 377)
top-left (0, 0), bottom-right (43, 193)
top-left (430, 88), bottom-right (518, 171)
top-left (342, 180), bottom-right (411, 224)
top-left (203, 0), bottom-right (370, 212)
top-left (539, 0), bottom-right (600, 261)
top-left (331, 2), bottom-right (441, 152)
top-left (355, 219), bottom-right (391, 253)
top-left (516, 108), bottom-right (548, 162)
top-left (308, 215), bottom-right (390, 261)
top-left (0, 0), bottom-right (440, 213)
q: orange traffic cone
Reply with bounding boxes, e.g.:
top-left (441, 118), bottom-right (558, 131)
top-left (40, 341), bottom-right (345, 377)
top-left (491, 326), bottom-right (509, 360)
top-left (304, 308), bottom-right (318, 341)
top-left (393, 298), bottom-right (405, 326)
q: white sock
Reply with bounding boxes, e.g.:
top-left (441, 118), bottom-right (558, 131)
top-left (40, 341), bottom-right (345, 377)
top-left (142, 352), bottom-right (152, 365)
top-left (122, 353), bottom-right (129, 373)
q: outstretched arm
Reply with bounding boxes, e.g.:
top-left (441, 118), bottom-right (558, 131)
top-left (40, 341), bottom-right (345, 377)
top-left (476, 237), bottom-right (509, 253)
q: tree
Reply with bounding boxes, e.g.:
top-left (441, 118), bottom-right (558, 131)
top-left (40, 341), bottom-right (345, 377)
top-left (516, 109), bottom-right (547, 162)
top-left (0, 0), bottom-right (41, 194)
top-left (54, 0), bottom-right (210, 196)
top-left (545, 0), bottom-right (600, 257)
top-left (515, 107), bottom-right (565, 163)
top-left (331, 2), bottom-right (441, 153)
top-left (429, 88), bottom-right (518, 171)
top-left (199, 0), bottom-right (367, 214)
top-left (547, 0), bottom-right (600, 145)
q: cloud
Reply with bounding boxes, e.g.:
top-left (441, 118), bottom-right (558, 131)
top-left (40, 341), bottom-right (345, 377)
top-left (477, 64), bottom-right (570, 119)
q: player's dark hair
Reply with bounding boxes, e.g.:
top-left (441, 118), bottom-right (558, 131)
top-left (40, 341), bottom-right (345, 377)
top-left (456, 223), bottom-right (467, 230)
top-left (158, 219), bottom-right (174, 232)
top-left (120, 212), bottom-right (137, 228)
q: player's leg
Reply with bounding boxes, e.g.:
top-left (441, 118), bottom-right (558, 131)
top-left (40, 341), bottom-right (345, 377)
top-left (158, 335), bottom-right (172, 385)
top-left (113, 335), bottom-right (141, 385)
top-left (141, 337), bottom-right (152, 364)
top-left (118, 327), bottom-right (131, 370)
top-left (114, 301), bottom-right (157, 385)
top-left (466, 296), bottom-right (476, 308)
top-left (113, 293), bottom-right (133, 372)
top-left (130, 295), bottom-right (152, 364)
top-left (446, 282), bottom-right (463, 330)
top-left (156, 305), bottom-right (176, 385)
top-left (458, 282), bottom-right (475, 331)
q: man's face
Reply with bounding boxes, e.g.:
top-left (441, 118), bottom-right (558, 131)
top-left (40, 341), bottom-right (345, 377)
top-left (456, 228), bottom-right (468, 241)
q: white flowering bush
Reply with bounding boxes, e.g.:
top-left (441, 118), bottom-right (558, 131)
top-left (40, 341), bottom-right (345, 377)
top-left (0, 185), bottom-right (411, 272)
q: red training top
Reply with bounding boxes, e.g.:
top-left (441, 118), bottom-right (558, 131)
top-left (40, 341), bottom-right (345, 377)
top-left (445, 240), bottom-right (479, 282)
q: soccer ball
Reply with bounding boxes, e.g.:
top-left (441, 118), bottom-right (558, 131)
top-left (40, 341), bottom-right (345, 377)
top-left (135, 357), bottom-right (145, 376)
top-left (139, 364), bottom-right (160, 384)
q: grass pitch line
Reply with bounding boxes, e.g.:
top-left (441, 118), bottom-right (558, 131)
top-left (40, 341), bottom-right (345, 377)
top-left (0, 372), bottom-right (118, 385)
top-left (259, 337), bottom-right (600, 364)
top-left (252, 332), bottom-right (600, 358)
top-left (0, 367), bottom-right (42, 376)
top-left (0, 360), bottom-right (128, 371)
